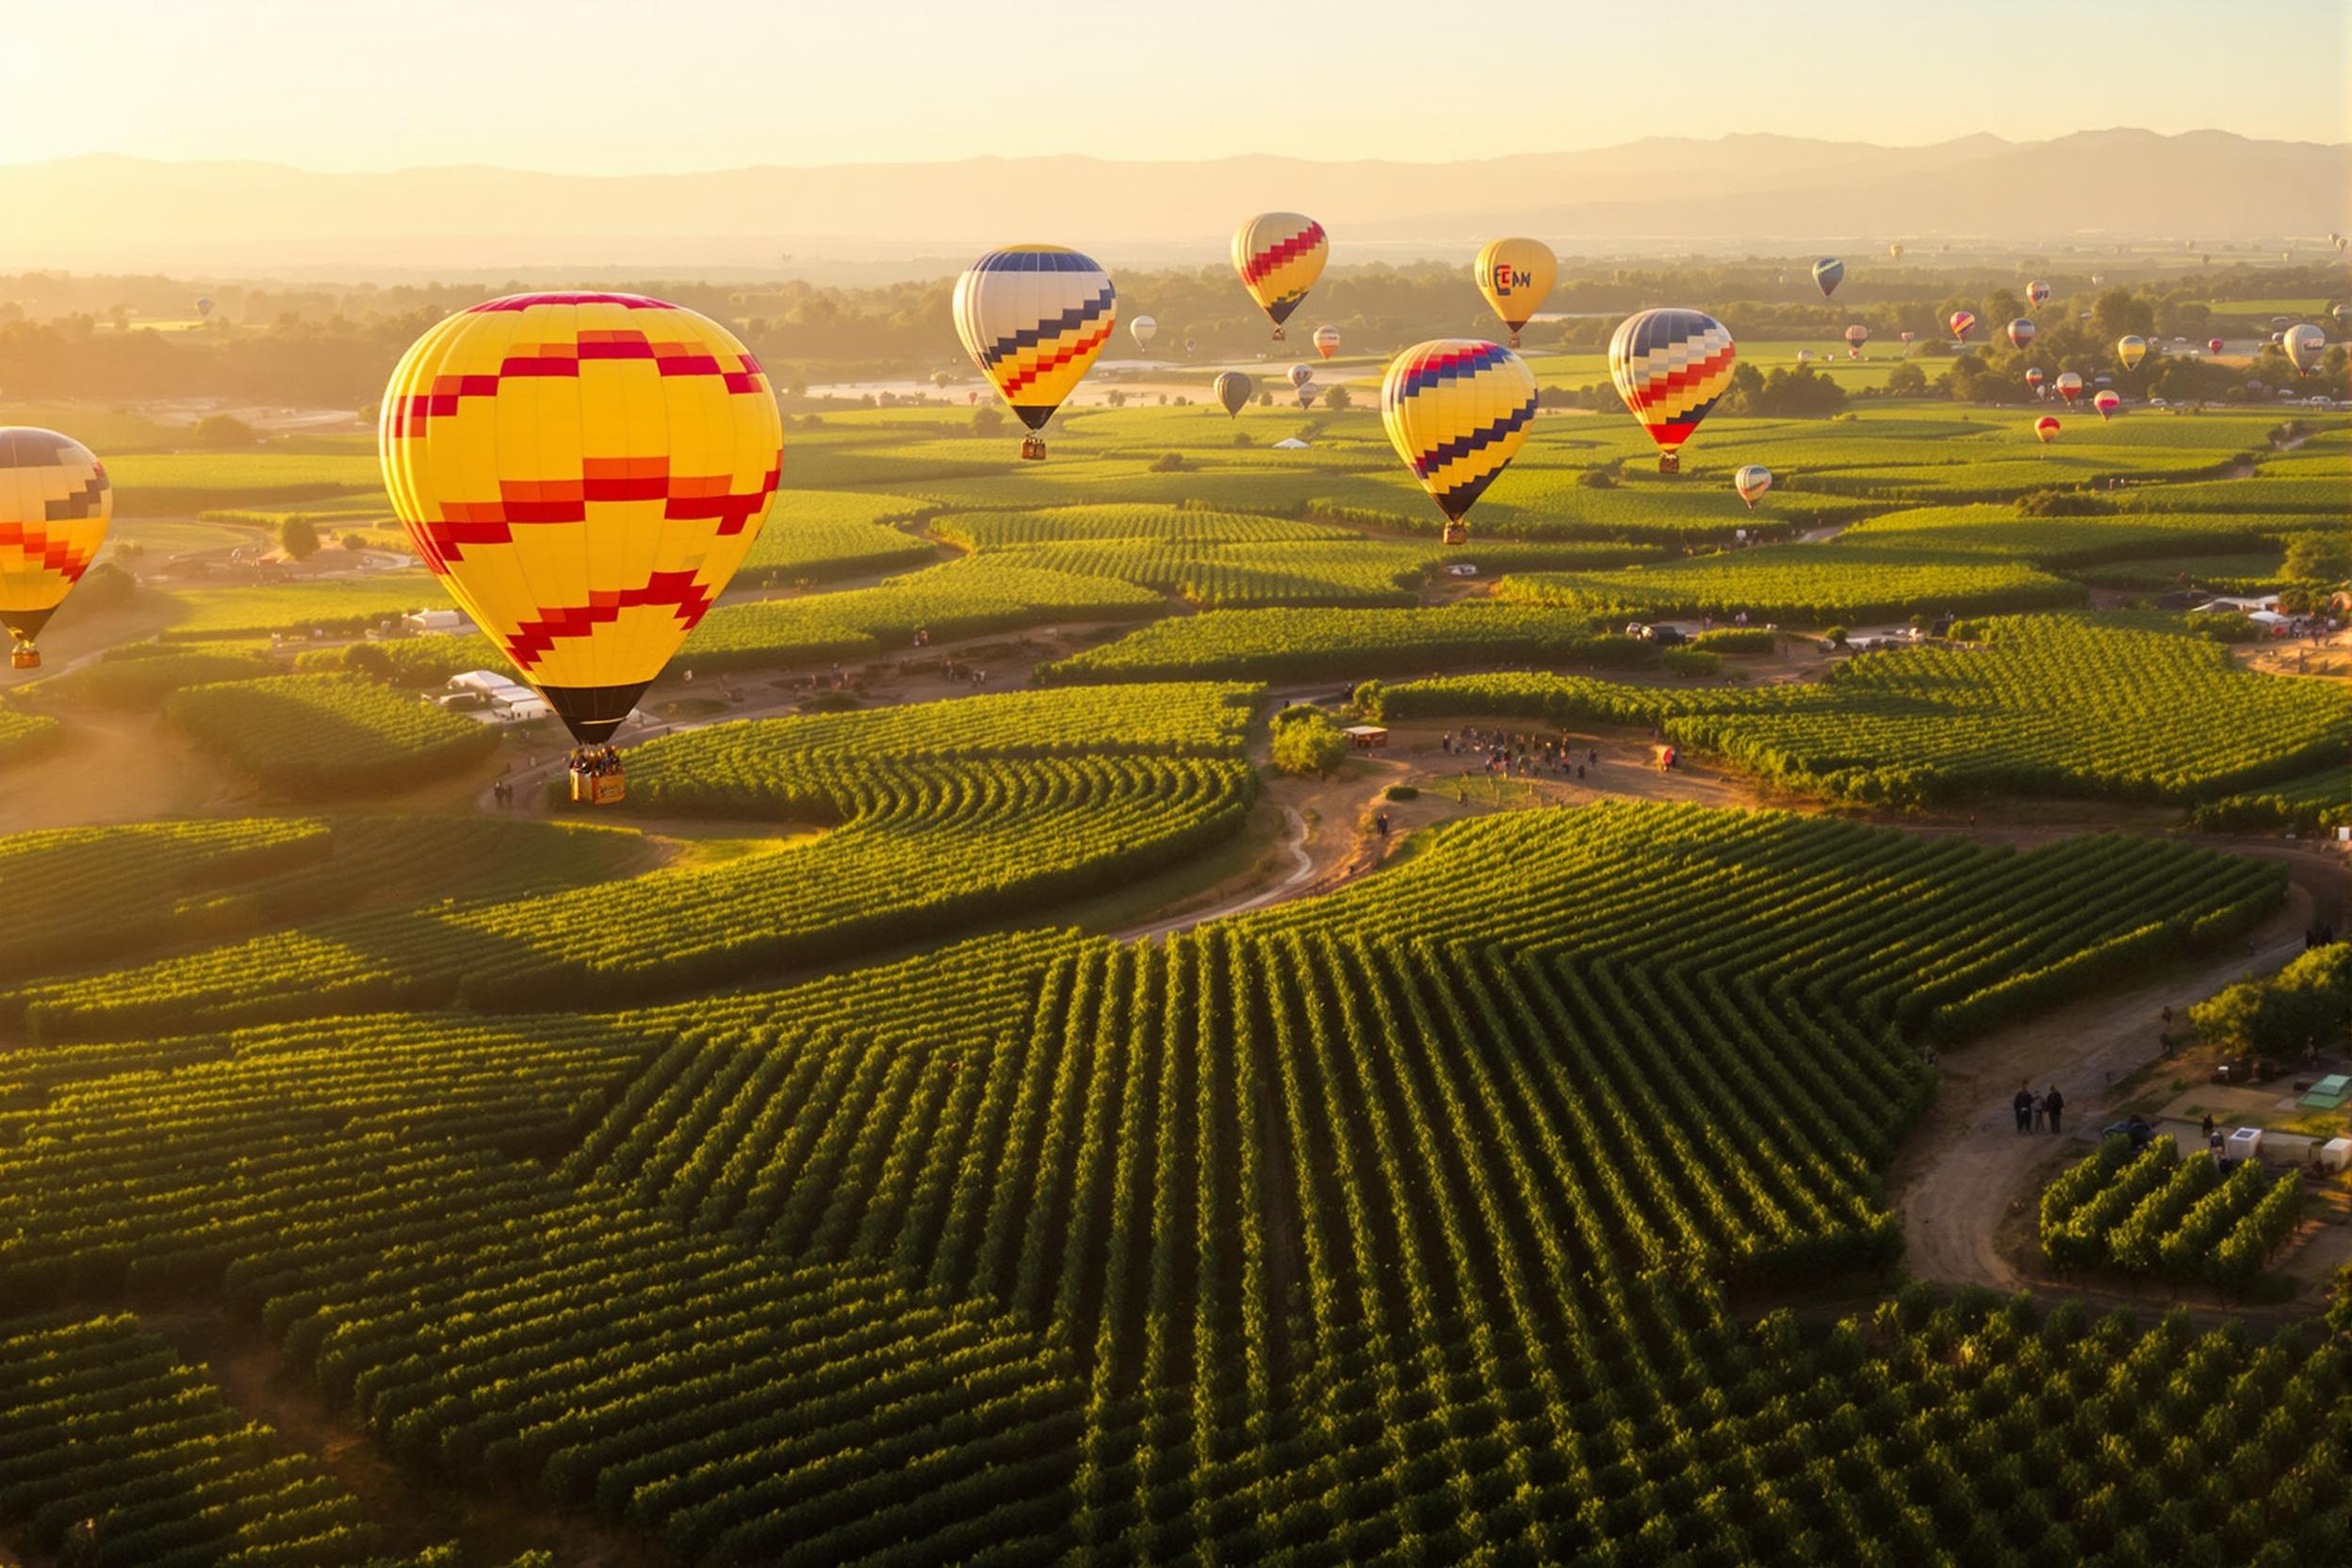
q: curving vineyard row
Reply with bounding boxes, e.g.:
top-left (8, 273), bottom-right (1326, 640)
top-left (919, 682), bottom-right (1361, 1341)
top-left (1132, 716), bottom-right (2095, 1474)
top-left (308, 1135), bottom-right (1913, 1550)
top-left (0, 703), bottom-right (59, 768)
top-left (1494, 541), bottom-right (2086, 627)
top-left (163, 673), bottom-right (498, 798)
top-left (1042, 602), bottom-right (1658, 683)
top-left (2042, 1135), bottom-right (2308, 1288)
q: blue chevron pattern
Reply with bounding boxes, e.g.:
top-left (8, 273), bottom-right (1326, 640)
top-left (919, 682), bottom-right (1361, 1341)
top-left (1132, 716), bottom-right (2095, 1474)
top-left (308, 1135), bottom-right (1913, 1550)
top-left (979, 284), bottom-right (1117, 370)
top-left (1409, 396), bottom-right (1539, 480)
top-left (1392, 342), bottom-right (1514, 400)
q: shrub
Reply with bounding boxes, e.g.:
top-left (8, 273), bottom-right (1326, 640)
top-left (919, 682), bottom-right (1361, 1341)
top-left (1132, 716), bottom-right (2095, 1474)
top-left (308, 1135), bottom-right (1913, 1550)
top-left (1662, 648), bottom-right (1724, 678)
top-left (1272, 712), bottom-right (1350, 776)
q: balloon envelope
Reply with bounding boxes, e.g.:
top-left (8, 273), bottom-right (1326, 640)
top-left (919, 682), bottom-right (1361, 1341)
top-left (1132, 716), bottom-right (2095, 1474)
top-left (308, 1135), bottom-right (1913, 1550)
top-left (1130, 315), bottom-right (1158, 349)
top-left (1811, 258), bottom-right (1844, 298)
top-left (1, 427), bottom-right (112, 660)
top-left (2006, 318), bottom-right (2035, 351)
top-left (193, 296), bottom-right (215, 319)
top-left (2093, 389), bottom-right (2120, 420)
top-left (1313, 325), bottom-right (1341, 360)
top-left (378, 292), bottom-right (783, 744)
top-left (2056, 371), bottom-right (2082, 402)
top-left (2116, 335), bottom-right (2148, 370)
top-left (2034, 416), bottom-right (2061, 443)
top-left (2024, 367), bottom-right (2044, 388)
top-left (1287, 363), bottom-right (1315, 390)
top-left (1949, 311), bottom-right (1977, 342)
top-left (1380, 340), bottom-right (1537, 529)
top-left (1214, 371), bottom-right (1253, 416)
top-left (2026, 281), bottom-right (2050, 308)
top-left (1609, 308), bottom-right (1737, 458)
top-left (2207, 337), bottom-right (2225, 353)
top-left (1233, 213), bottom-right (1328, 335)
top-left (2283, 322), bottom-right (2325, 373)
top-left (952, 246), bottom-right (1117, 440)
top-left (1734, 465), bottom-right (1772, 508)
top-left (1474, 237), bottom-right (1558, 344)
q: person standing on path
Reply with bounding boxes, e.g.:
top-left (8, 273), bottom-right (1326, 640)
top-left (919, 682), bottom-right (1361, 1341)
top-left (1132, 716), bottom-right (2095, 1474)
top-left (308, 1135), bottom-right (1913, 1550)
top-left (2014, 1084), bottom-right (2034, 1135)
top-left (2045, 1086), bottom-right (2065, 1135)
top-left (2031, 1091), bottom-right (2048, 1133)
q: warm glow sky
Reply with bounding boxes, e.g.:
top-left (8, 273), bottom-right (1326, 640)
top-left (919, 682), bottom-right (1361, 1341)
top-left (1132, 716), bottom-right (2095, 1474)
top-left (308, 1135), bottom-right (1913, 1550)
top-left (5, 0), bottom-right (2344, 172)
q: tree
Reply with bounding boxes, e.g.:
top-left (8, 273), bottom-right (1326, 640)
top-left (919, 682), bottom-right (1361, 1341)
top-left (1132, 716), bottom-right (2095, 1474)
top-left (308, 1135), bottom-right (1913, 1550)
top-left (1271, 712), bottom-right (1350, 777)
top-left (970, 406), bottom-right (1004, 438)
top-left (340, 531), bottom-right (368, 551)
top-left (279, 514), bottom-right (320, 560)
top-left (2283, 531), bottom-right (2351, 584)
top-left (1884, 363), bottom-right (1928, 397)
top-left (1321, 385), bottom-right (1353, 412)
top-left (342, 642), bottom-right (393, 678)
top-left (192, 414), bottom-right (258, 449)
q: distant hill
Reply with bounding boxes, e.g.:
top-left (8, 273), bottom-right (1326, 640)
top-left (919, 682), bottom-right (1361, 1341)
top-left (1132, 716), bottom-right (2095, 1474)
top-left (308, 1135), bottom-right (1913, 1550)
top-left (3, 129), bottom-right (2343, 277)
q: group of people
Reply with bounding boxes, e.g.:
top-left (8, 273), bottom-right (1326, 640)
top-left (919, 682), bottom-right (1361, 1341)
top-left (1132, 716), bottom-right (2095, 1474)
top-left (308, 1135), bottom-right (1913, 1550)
top-left (2304, 920), bottom-right (2341, 952)
top-left (568, 745), bottom-right (621, 778)
top-left (491, 777), bottom-right (517, 807)
top-left (2012, 1083), bottom-right (2066, 1135)
top-left (1439, 727), bottom-right (1601, 783)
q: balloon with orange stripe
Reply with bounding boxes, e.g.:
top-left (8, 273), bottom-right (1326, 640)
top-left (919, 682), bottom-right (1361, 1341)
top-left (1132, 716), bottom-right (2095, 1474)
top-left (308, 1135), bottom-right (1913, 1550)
top-left (1233, 212), bottom-right (1327, 340)
top-left (1608, 308), bottom-right (1737, 474)
top-left (1, 428), bottom-right (112, 669)
top-left (378, 292), bottom-right (783, 747)
top-left (953, 246), bottom-right (1117, 461)
top-left (1380, 339), bottom-right (1538, 546)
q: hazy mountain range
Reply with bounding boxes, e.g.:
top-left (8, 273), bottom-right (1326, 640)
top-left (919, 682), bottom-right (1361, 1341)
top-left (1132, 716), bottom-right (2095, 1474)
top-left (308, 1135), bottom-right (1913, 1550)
top-left (5, 129), bottom-right (2344, 280)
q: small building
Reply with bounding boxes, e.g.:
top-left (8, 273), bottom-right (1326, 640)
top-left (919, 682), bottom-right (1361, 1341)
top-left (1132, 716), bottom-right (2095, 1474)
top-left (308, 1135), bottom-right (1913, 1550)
top-left (2192, 595), bottom-right (2278, 616)
top-left (447, 669), bottom-right (514, 697)
top-left (405, 608), bottom-right (472, 634)
top-left (1342, 725), bottom-right (1389, 750)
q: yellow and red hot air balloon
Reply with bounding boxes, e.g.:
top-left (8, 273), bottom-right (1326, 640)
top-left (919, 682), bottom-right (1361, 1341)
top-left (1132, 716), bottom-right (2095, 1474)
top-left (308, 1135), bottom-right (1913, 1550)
top-left (1474, 237), bottom-right (1557, 349)
top-left (2024, 366), bottom-right (2044, 394)
top-left (2006, 318), bottom-right (2036, 351)
top-left (378, 292), bottom-right (783, 786)
top-left (2034, 416), bottom-right (2061, 444)
top-left (1734, 465), bottom-right (1772, 509)
top-left (2055, 371), bottom-right (2082, 403)
top-left (2092, 389), bottom-right (2120, 420)
top-left (1312, 324), bottom-right (1341, 360)
top-left (2116, 335), bottom-right (2148, 371)
top-left (1233, 212), bottom-right (1327, 341)
top-left (1949, 310), bottom-right (1977, 344)
top-left (2, 428), bottom-right (112, 670)
top-left (1843, 324), bottom-right (1870, 359)
top-left (952, 246), bottom-right (1117, 461)
top-left (1381, 340), bottom-right (1537, 547)
top-left (1608, 308), bottom-right (1737, 475)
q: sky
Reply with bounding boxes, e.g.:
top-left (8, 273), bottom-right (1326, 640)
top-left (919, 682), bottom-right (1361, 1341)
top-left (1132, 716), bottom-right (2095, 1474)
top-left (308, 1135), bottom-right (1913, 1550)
top-left (4, 0), bottom-right (2345, 172)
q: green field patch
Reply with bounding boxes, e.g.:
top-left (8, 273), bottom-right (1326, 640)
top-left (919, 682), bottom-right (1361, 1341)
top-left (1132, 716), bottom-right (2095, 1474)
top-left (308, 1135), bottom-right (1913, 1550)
top-left (155, 572), bottom-right (440, 639)
top-left (1496, 542), bottom-right (2084, 626)
top-left (1043, 602), bottom-right (1658, 683)
top-left (739, 490), bottom-right (936, 581)
top-left (164, 672), bottom-right (499, 798)
top-left (101, 450), bottom-right (386, 514)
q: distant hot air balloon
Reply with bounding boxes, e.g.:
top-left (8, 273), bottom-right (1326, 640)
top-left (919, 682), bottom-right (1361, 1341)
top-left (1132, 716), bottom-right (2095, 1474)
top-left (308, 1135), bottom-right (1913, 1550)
top-left (1313, 324), bottom-right (1341, 360)
top-left (1949, 311), bottom-right (1977, 343)
top-left (1796, 349), bottom-right (1816, 364)
top-left (931, 370), bottom-right (953, 388)
top-left (2116, 335), bottom-right (2148, 370)
top-left (2024, 367), bottom-right (2044, 393)
top-left (193, 296), bottom-right (215, 320)
top-left (2093, 389), bottom-right (2120, 421)
top-left (1474, 237), bottom-right (1557, 349)
top-left (2283, 322), bottom-right (2326, 374)
top-left (2095, 375), bottom-right (2113, 388)
top-left (1286, 363), bottom-right (1315, 390)
top-left (1215, 370), bottom-right (1253, 417)
top-left (1, 428), bottom-right (112, 670)
top-left (1734, 465), bottom-right (1772, 509)
top-left (1811, 258), bottom-right (1844, 299)
top-left (1887, 242), bottom-right (1904, 262)
top-left (2055, 371), bottom-right (2082, 403)
top-left (1130, 315), bottom-right (1158, 351)
top-left (2333, 304), bottom-right (2352, 333)
top-left (2247, 380), bottom-right (2267, 396)
top-left (1900, 331), bottom-right (1915, 346)
top-left (2270, 332), bottom-right (2285, 348)
top-left (952, 246), bottom-right (1116, 461)
top-left (2207, 337), bottom-right (2225, 354)
top-left (1298, 384), bottom-right (1318, 410)
top-left (2270, 316), bottom-right (2292, 333)
top-left (2006, 318), bottom-right (2036, 351)
top-left (2026, 280), bottom-right (2051, 309)
top-left (2034, 416), bottom-right (2061, 444)
top-left (1233, 213), bottom-right (1328, 340)
top-left (1184, 336), bottom-right (1197, 356)
top-left (1843, 324), bottom-right (1870, 359)
top-left (378, 292), bottom-right (782, 768)
top-left (1609, 309), bottom-right (1736, 475)
top-left (1381, 339), bottom-right (1537, 546)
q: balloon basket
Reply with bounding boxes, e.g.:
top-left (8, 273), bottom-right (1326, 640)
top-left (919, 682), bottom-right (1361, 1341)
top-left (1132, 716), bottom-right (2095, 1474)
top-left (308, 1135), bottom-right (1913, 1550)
top-left (569, 767), bottom-right (627, 807)
top-left (1270, 327), bottom-right (1286, 341)
top-left (1658, 453), bottom-right (1681, 476)
top-left (8, 645), bottom-right (37, 671)
top-left (1508, 333), bottom-right (1522, 349)
top-left (1442, 523), bottom-right (1468, 547)
top-left (1019, 436), bottom-right (1047, 462)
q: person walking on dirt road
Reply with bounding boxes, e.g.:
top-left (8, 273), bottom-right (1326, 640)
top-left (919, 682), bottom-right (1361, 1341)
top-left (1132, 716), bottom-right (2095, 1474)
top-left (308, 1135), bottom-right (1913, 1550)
top-left (2044, 1086), bottom-right (2065, 1134)
top-left (2014, 1084), bottom-right (2034, 1135)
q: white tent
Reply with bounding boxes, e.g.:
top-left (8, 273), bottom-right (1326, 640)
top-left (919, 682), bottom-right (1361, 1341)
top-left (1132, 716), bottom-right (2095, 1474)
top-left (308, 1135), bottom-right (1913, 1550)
top-left (1272, 437), bottom-right (1310, 449)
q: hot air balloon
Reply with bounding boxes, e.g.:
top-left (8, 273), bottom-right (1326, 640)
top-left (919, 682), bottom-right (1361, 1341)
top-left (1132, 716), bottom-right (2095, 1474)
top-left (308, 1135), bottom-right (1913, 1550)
top-left (1843, 324), bottom-right (1870, 359)
top-left (930, 370), bottom-right (953, 389)
top-left (1474, 237), bottom-right (1557, 349)
top-left (1796, 349), bottom-right (1816, 364)
top-left (1130, 315), bottom-right (1158, 351)
top-left (1609, 309), bottom-right (1736, 476)
top-left (1811, 258), bottom-right (1844, 299)
top-left (2006, 318), bottom-right (2036, 351)
top-left (1734, 465), bottom-right (1772, 509)
top-left (1298, 384), bottom-right (1319, 410)
top-left (1949, 311), bottom-right (1977, 343)
top-left (2283, 323), bottom-right (2326, 374)
top-left (1215, 371), bottom-right (1253, 417)
top-left (1887, 242), bottom-right (1904, 262)
top-left (378, 292), bottom-right (783, 784)
top-left (1899, 331), bottom-right (1915, 346)
top-left (2207, 337), bottom-right (2225, 354)
top-left (2026, 281), bottom-right (2051, 309)
top-left (2247, 380), bottom-right (2267, 396)
top-left (1233, 212), bottom-right (1327, 340)
top-left (2093, 389), bottom-right (2120, 421)
top-left (1313, 325), bottom-right (1341, 360)
top-left (2095, 375), bottom-right (2113, 389)
top-left (193, 296), bottom-right (215, 320)
top-left (1381, 340), bottom-right (1537, 546)
top-left (2055, 371), bottom-right (2082, 403)
top-left (2024, 367), bottom-right (2044, 393)
top-left (2333, 304), bottom-right (2352, 333)
top-left (2034, 416), bottom-right (2061, 444)
top-left (2270, 316), bottom-right (2292, 333)
top-left (2270, 332), bottom-right (2285, 348)
top-left (1286, 363), bottom-right (1315, 390)
top-left (1, 428), bottom-right (111, 670)
top-left (2117, 335), bottom-right (2148, 370)
top-left (1184, 337), bottom-right (1197, 356)
top-left (952, 245), bottom-right (1116, 461)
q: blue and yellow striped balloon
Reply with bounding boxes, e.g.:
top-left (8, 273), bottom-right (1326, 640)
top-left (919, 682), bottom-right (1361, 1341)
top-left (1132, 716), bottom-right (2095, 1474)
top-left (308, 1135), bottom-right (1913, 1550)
top-left (1380, 339), bottom-right (1538, 542)
top-left (1608, 308), bottom-right (1737, 471)
top-left (951, 245), bottom-right (1116, 459)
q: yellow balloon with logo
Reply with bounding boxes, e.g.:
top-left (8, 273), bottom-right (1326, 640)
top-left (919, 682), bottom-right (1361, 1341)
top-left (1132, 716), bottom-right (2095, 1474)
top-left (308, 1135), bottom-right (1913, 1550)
top-left (1381, 340), bottom-right (1538, 547)
top-left (1474, 237), bottom-right (1558, 349)
top-left (378, 292), bottom-right (784, 784)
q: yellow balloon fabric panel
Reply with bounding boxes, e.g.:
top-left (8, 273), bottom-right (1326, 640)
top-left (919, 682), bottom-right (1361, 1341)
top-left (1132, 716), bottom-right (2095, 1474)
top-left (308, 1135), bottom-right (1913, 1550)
top-left (1380, 340), bottom-right (1539, 524)
top-left (0, 428), bottom-right (113, 644)
top-left (951, 248), bottom-right (1117, 430)
top-left (1232, 213), bottom-right (1328, 329)
top-left (377, 293), bottom-right (782, 738)
top-left (1474, 238), bottom-right (1558, 335)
